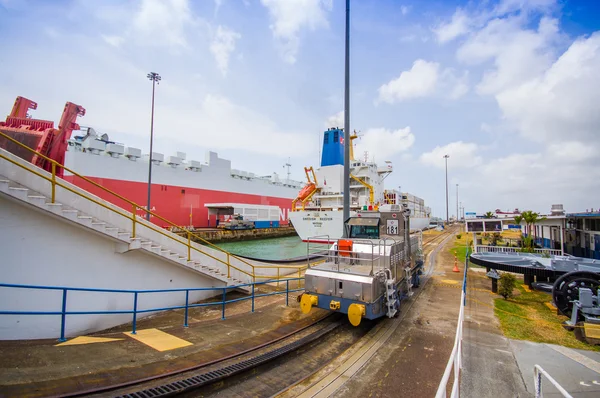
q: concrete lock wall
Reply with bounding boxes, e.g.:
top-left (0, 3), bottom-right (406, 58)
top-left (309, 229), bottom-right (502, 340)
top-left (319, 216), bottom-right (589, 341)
top-left (0, 196), bottom-right (226, 340)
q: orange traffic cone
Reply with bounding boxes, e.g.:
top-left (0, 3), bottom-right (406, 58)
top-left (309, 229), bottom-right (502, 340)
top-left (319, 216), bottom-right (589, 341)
top-left (453, 256), bottom-right (460, 273)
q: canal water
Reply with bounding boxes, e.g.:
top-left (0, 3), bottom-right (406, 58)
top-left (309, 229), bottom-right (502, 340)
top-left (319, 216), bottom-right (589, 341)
top-left (214, 236), bottom-right (328, 261)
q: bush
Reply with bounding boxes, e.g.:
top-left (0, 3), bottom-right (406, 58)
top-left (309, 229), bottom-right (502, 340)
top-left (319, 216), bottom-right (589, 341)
top-left (499, 273), bottom-right (517, 300)
top-left (456, 234), bottom-right (462, 239)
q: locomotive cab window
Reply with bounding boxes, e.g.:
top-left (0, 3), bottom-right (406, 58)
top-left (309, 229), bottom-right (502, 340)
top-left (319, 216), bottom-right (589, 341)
top-left (346, 217), bottom-right (380, 239)
top-left (349, 225), bottom-right (379, 239)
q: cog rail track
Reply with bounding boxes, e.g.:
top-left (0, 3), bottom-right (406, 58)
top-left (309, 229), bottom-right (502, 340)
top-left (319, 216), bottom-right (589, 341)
top-left (80, 315), bottom-right (342, 398)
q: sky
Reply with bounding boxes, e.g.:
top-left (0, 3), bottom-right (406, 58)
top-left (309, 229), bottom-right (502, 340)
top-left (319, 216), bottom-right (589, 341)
top-left (1, 0), bottom-right (599, 219)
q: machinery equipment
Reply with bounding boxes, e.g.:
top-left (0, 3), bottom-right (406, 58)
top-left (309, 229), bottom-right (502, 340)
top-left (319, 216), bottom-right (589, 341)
top-left (552, 271), bottom-right (600, 345)
top-left (219, 214), bottom-right (255, 230)
top-left (300, 209), bottom-right (423, 326)
top-left (0, 96), bottom-right (85, 177)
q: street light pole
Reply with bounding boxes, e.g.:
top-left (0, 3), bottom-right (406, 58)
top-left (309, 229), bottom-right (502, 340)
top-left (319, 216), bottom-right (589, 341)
top-left (456, 183), bottom-right (459, 223)
top-left (342, 0), bottom-right (351, 236)
top-left (444, 154), bottom-right (449, 224)
top-left (146, 72), bottom-right (161, 221)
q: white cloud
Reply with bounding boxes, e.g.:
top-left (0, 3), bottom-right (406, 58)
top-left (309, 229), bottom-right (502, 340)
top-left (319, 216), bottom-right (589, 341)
top-left (102, 35), bottom-right (124, 47)
top-left (433, 9), bottom-right (471, 43)
top-left (433, 0), bottom-right (558, 45)
top-left (457, 16), bottom-right (560, 95)
top-left (547, 142), bottom-right (596, 162)
top-left (325, 110), bottom-right (344, 128)
top-left (355, 127), bottom-right (415, 160)
top-left (420, 141), bottom-right (482, 169)
top-left (377, 60), bottom-right (468, 103)
top-left (400, 5), bottom-right (410, 16)
top-left (214, 0), bottom-right (223, 15)
top-left (495, 32), bottom-right (600, 144)
top-left (377, 60), bottom-right (439, 103)
top-left (471, 150), bottom-right (600, 212)
top-left (210, 25), bottom-right (241, 76)
top-left (161, 94), bottom-right (312, 156)
top-left (442, 69), bottom-right (469, 99)
top-left (132, 0), bottom-right (196, 48)
top-left (261, 0), bottom-right (332, 64)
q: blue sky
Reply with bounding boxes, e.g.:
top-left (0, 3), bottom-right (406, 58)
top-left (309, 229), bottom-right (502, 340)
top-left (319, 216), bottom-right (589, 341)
top-left (1, 0), bottom-right (599, 218)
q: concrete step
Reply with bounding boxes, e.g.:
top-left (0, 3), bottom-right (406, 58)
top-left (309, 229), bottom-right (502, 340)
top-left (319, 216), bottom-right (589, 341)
top-left (8, 187), bottom-right (28, 200)
top-left (77, 215), bottom-right (93, 226)
top-left (46, 203), bottom-right (63, 214)
top-left (117, 232), bottom-right (131, 240)
top-left (62, 209), bottom-right (79, 221)
top-left (27, 195), bottom-right (47, 205)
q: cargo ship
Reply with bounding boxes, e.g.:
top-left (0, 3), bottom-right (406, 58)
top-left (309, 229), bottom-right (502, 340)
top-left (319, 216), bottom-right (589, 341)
top-left (0, 96), bottom-right (304, 228)
top-left (288, 128), bottom-right (431, 242)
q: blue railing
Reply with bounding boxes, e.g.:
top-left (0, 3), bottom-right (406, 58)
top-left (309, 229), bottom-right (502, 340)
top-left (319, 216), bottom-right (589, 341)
top-left (0, 278), bottom-right (304, 341)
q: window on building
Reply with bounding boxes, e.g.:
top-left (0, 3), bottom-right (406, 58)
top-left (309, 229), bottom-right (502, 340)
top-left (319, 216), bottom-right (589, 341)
top-left (324, 133), bottom-right (329, 144)
top-left (334, 131), bottom-right (339, 142)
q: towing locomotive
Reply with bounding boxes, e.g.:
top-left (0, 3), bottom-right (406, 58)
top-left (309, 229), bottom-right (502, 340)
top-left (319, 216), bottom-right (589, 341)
top-left (300, 207), bottom-right (423, 326)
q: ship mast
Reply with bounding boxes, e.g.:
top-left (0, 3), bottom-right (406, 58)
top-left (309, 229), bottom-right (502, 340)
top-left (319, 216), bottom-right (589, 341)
top-left (342, 0), bottom-right (351, 236)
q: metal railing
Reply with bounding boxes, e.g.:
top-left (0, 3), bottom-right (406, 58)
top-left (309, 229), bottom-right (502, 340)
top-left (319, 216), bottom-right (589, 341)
top-left (0, 130), bottom-right (306, 282)
top-left (435, 247), bottom-right (469, 398)
top-left (534, 365), bottom-right (573, 398)
top-left (308, 238), bottom-right (386, 275)
top-left (0, 278), bottom-right (304, 342)
top-left (474, 245), bottom-right (561, 256)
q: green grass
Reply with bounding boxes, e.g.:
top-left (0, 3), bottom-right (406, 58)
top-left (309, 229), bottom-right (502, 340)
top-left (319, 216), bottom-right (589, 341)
top-left (449, 233), bottom-right (470, 264)
top-left (494, 284), bottom-right (600, 351)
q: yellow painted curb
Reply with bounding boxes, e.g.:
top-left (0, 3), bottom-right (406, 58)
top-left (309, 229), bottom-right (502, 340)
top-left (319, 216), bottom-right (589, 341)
top-left (126, 328), bottom-right (192, 352)
top-left (55, 336), bottom-right (124, 346)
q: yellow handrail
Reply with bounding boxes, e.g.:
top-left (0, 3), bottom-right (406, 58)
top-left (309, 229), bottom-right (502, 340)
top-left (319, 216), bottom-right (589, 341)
top-left (350, 174), bottom-right (374, 204)
top-left (0, 130), bottom-right (306, 281)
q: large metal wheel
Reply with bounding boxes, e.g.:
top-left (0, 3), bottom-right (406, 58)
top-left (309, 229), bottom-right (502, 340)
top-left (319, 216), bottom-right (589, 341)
top-left (552, 271), bottom-right (600, 319)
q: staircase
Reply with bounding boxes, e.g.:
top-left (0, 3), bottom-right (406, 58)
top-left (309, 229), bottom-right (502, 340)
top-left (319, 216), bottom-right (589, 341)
top-left (0, 172), bottom-right (251, 293)
top-left (384, 269), bottom-right (398, 318)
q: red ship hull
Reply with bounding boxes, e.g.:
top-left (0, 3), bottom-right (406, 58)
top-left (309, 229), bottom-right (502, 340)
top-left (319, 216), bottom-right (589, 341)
top-left (64, 176), bottom-right (292, 228)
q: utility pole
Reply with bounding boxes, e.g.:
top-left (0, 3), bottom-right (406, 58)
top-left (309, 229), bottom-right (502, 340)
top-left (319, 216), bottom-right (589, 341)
top-left (146, 72), bottom-right (161, 221)
top-left (444, 154), bottom-right (449, 224)
top-left (456, 183), bottom-right (459, 223)
top-left (342, 0), bottom-right (351, 235)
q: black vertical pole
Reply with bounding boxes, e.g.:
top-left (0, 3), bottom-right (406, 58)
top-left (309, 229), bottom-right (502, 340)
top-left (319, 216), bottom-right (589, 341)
top-left (342, 0), bottom-right (350, 236)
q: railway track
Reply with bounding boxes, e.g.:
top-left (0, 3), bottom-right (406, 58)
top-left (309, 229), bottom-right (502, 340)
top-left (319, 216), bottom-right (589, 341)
top-left (79, 228), bottom-right (456, 398)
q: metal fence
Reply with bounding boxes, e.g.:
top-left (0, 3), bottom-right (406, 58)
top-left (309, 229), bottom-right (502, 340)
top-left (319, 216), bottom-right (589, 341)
top-left (474, 245), bottom-right (562, 256)
top-left (435, 248), bottom-right (469, 398)
top-left (0, 277), bottom-right (304, 342)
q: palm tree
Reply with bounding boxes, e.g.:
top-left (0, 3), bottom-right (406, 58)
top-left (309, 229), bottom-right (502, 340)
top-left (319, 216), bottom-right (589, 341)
top-left (513, 214), bottom-right (524, 248)
top-left (484, 211), bottom-right (494, 218)
top-left (521, 210), bottom-right (546, 242)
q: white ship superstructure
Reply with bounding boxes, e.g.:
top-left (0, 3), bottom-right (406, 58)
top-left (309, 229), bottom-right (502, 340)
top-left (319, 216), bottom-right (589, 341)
top-left (289, 129), bottom-right (430, 241)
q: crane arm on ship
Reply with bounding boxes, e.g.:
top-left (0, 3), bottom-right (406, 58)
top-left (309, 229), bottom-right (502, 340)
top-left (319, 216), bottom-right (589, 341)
top-left (50, 102), bottom-right (86, 165)
top-left (9, 96), bottom-right (37, 119)
top-left (350, 174), bottom-right (374, 205)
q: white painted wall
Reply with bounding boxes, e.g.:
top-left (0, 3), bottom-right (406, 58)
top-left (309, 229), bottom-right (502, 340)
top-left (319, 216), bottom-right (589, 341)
top-left (0, 196), bottom-right (226, 340)
top-left (0, 148), bottom-right (301, 285)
